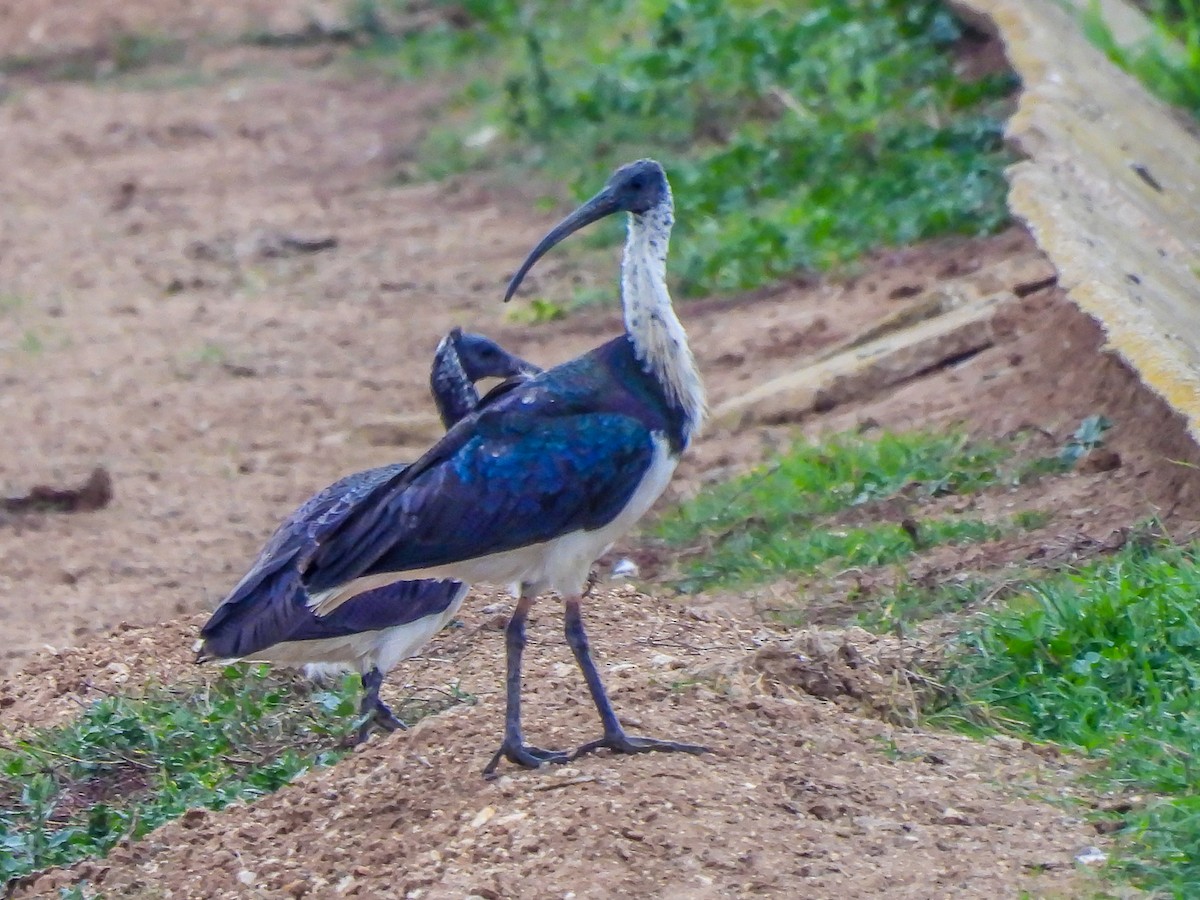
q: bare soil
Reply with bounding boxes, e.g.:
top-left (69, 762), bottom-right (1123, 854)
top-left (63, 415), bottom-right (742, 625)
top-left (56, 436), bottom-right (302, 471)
top-left (2, 12), bottom-right (1197, 899)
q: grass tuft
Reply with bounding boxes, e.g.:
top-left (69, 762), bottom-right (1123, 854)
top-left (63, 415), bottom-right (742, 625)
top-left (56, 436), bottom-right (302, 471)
top-left (934, 536), bottom-right (1200, 894)
top-left (653, 430), bottom-right (1019, 591)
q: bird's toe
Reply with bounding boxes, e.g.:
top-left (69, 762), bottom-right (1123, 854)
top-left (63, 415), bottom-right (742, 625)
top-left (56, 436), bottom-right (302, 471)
top-left (572, 732), bottom-right (710, 760)
top-left (372, 703), bottom-right (408, 733)
top-left (483, 740), bottom-right (569, 776)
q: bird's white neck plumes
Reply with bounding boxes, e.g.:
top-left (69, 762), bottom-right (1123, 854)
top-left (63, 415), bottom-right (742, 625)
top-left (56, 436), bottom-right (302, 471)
top-left (621, 200), bottom-right (706, 441)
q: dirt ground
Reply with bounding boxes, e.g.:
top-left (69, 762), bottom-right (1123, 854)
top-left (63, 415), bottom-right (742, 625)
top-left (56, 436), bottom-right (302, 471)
top-left (2, 8), bottom-right (1198, 898)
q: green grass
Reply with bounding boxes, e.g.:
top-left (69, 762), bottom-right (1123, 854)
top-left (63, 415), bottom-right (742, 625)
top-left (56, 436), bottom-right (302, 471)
top-left (17, 330), bottom-right (43, 355)
top-left (1014, 508), bottom-right (1053, 530)
top-left (854, 575), bottom-right (999, 633)
top-left (361, 0), bottom-right (1014, 298)
top-left (653, 430), bottom-right (1019, 591)
top-left (0, 293), bottom-right (25, 317)
top-left (0, 665), bottom-right (464, 890)
top-left (673, 517), bottom-right (1002, 593)
top-left (934, 537), bottom-right (1200, 894)
top-left (1082, 0), bottom-right (1200, 118)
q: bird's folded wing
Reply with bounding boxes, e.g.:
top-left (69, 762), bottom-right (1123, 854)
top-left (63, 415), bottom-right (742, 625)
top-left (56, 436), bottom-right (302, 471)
top-left (201, 462), bottom-right (409, 641)
top-left (281, 578), bottom-right (465, 641)
top-left (303, 411), bottom-right (656, 605)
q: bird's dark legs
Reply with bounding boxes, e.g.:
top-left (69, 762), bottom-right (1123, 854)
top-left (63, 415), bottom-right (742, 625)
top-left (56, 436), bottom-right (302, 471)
top-left (562, 595), bottom-right (622, 736)
top-left (563, 596), bottom-right (710, 761)
top-left (354, 666), bottom-right (406, 745)
top-left (483, 590), bottom-right (569, 776)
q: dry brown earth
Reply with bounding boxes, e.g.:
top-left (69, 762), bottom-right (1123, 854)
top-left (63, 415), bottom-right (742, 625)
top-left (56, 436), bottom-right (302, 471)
top-left (2, 7), bottom-right (1197, 897)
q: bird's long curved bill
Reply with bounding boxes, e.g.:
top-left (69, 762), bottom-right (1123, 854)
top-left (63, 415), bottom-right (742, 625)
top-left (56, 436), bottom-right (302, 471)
top-left (504, 188), bottom-right (620, 302)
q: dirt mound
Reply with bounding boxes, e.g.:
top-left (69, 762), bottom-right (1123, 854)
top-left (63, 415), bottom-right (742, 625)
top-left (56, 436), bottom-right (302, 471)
top-left (17, 589), bottom-right (1101, 899)
top-left (0, 616), bottom-right (201, 733)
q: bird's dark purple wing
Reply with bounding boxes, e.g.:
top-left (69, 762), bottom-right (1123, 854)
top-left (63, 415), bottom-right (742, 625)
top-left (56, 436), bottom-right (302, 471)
top-left (202, 575), bottom-right (464, 659)
top-left (302, 336), bottom-right (688, 595)
top-left (304, 408), bottom-right (657, 593)
top-left (283, 578), bottom-right (464, 641)
top-left (200, 463), bottom-right (407, 655)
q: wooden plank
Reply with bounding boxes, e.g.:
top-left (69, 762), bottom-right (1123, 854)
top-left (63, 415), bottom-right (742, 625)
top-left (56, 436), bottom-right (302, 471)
top-left (711, 291), bottom-right (1012, 429)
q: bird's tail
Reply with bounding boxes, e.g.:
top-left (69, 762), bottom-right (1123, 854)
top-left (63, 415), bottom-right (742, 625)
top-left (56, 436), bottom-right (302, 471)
top-left (197, 557), bottom-right (305, 663)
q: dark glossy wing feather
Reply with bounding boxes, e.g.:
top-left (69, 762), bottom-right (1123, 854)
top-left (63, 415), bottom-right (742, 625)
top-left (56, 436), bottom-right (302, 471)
top-left (305, 410), bottom-right (655, 591)
top-left (283, 579), bottom-right (464, 642)
top-left (200, 463), bottom-right (407, 653)
top-left (202, 574), bottom-right (464, 658)
top-left (303, 336), bottom-right (688, 593)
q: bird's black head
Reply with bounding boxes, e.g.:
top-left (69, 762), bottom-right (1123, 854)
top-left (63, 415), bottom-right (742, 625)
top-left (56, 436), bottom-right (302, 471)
top-left (452, 330), bottom-right (540, 381)
top-left (603, 158), bottom-right (670, 216)
top-left (504, 158), bottom-right (669, 303)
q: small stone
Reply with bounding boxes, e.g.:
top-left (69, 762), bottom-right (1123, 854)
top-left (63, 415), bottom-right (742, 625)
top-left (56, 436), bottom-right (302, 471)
top-left (237, 870), bottom-right (257, 886)
top-left (937, 807), bottom-right (972, 826)
top-left (481, 613), bottom-right (508, 631)
top-left (180, 807), bottom-right (207, 828)
top-left (808, 801), bottom-right (839, 821)
top-left (1075, 846), bottom-right (1108, 865)
top-left (464, 125), bottom-right (499, 149)
top-left (610, 558), bottom-right (639, 579)
top-left (469, 806), bottom-right (496, 829)
top-left (283, 879), bottom-right (308, 897)
top-left (1079, 448), bottom-right (1121, 474)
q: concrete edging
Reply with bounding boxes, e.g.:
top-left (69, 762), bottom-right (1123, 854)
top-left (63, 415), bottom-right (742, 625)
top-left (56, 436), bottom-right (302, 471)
top-left (953, 0), bottom-right (1200, 444)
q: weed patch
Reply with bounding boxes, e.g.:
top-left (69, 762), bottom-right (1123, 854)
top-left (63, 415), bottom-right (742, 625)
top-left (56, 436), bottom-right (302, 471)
top-left (853, 575), bottom-right (999, 633)
top-left (653, 431), bottom-right (1021, 591)
top-left (364, 0), bottom-right (1015, 298)
top-left (0, 665), bottom-right (462, 890)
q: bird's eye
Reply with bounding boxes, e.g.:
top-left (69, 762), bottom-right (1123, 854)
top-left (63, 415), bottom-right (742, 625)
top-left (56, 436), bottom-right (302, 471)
top-left (629, 176), bottom-right (644, 191)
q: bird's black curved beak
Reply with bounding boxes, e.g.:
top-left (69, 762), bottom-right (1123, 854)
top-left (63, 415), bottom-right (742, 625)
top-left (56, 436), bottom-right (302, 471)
top-left (504, 187), bottom-right (620, 303)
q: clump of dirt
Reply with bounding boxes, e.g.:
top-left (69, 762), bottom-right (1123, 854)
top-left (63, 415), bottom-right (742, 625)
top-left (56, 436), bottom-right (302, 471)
top-left (1, 466), bottom-right (112, 516)
top-left (693, 628), bottom-right (935, 727)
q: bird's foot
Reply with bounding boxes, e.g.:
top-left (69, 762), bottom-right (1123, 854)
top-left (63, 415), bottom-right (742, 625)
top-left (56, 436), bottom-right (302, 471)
top-left (483, 739), bottom-right (569, 777)
top-left (348, 702), bottom-right (407, 746)
top-left (372, 701), bottom-right (408, 733)
top-left (572, 731), bottom-right (710, 760)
